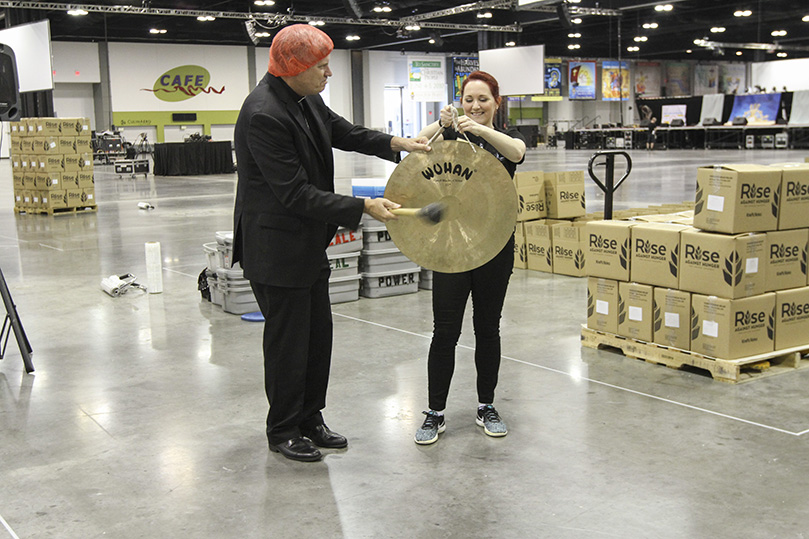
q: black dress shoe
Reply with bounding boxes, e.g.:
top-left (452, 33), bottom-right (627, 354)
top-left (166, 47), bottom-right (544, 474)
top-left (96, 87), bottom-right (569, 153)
top-left (301, 424), bottom-right (348, 448)
top-left (269, 437), bottom-right (322, 462)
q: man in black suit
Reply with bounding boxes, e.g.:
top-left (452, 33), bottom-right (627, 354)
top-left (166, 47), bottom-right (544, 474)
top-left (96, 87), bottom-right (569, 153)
top-left (233, 24), bottom-right (430, 462)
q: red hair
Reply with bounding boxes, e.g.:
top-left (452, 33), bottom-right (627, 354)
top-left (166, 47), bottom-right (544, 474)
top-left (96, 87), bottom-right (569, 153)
top-left (461, 71), bottom-right (501, 106)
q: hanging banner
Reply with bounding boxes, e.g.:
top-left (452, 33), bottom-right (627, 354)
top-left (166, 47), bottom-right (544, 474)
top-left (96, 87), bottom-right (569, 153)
top-left (694, 64), bottom-right (719, 95)
top-left (728, 93), bottom-right (781, 125)
top-left (569, 60), bottom-right (596, 100)
top-left (719, 63), bottom-right (746, 94)
top-left (635, 62), bottom-right (661, 97)
top-left (665, 62), bottom-right (691, 96)
top-left (540, 58), bottom-right (563, 101)
top-left (408, 57), bottom-right (446, 102)
top-left (601, 61), bottom-right (629, 101)
top-left (452, 56), bottom-right (479, 101)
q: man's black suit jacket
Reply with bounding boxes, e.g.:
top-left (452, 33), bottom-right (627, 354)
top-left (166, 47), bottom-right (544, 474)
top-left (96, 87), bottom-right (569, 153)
top-left (233, 73), bottom-right (395, 287)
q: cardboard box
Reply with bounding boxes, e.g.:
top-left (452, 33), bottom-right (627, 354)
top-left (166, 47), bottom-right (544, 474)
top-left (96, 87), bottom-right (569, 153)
top-left (60, 117), bottom-right (91, 136)
top-left (587, 277), bottom-right (619, 334)
top-left (514, 229), bottom-right (528, 269)
top-left (60, 171), bottom-right (79, 189)
top-left (691, 293), bottom-right (775, 359)
top-left (38, 155), bottom-right (65, 173)
top-left (545, 171), bottom-right (586, 219)
top-left (679, 229), bottom-right (766, 299)
top-left (617, 282), bottom-right (654, 341)
top-left (584, 220), bottom-right (636, 281)
top-left (77, 171), bottom-right (94, 188)
top-left (62, 153), bottom-right (81, 172)
top-left (630, 223), bottom-right (691, 288)
top-left (81, 188), bottom-right (96, 206)
top-left (514, 171), bottom-right (544, 189)
top-left (694, 164), bottom-right (780, 234)
top-left (77, 153), bottom-right (94, 171)
top-left (41, 190), bottom-right (67, 210)
top-left (653, 288), bottom-right (692, 350)
top-left (525, 220), bottom-right (564, 272)
top-left (35, 172), bottom-right (62, 190)
top-left (516, 184), bottom-right (547, 222)
top-left (765, 229), bottom-right (808, 292)
top-left (775, 287), bottom-right (809, 350)
top-left (35, 118), bottom-right (62, 136)
top-left (40, 136), bottom-right (60, 153)
top-left (771, 164), bottom-right (809, 230)
top-left (74, 136), bottom-right (92, 153)
top-left (58, 136), bottom-right (77, 154)
top-left (20, 155), bottom-right (32, 170)
top-left (22, 173), bottom-right (35, 190)
top-left (12, 172), bottom-right (23, 190)
top-left (551, 221), bottom-right (586, 277)
top-left (66, 189), bottom-right (84, 208)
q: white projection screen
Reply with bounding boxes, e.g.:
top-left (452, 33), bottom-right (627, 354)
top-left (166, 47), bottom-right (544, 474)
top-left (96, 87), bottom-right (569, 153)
top-left (479, 45), bottom-right (545, 96)
top-left (0, 20), bottom-right (53, 92)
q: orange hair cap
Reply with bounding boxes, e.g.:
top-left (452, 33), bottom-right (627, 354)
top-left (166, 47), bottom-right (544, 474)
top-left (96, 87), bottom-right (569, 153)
top-left (268, 24), bottom-right (334, 77)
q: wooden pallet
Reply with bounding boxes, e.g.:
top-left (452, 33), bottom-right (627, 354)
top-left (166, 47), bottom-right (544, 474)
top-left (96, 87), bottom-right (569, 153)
top-left (581, 325), bottom-right (809, 383)
top-left (14, 205), bottom-right (98, 216)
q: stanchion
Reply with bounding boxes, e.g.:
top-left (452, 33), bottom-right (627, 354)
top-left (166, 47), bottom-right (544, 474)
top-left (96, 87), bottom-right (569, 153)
top-left (587, 150), bottom-right (632, 220)
top-left (0, 267), bottom-right (34, 373)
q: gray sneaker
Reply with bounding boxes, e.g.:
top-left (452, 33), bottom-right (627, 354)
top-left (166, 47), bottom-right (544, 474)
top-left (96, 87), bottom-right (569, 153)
top-left (476, 405), bottom-right (508, 437)
top-left (414, 411), bottom-right (446, 445)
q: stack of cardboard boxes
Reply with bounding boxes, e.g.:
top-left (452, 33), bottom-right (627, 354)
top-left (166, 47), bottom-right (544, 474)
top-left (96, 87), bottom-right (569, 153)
top-left (587, 163), bottom-right (809, 361)
top-left (10, 117), bottom-right (95, 213)
top-left (514, 170), bottom-right (589, 277)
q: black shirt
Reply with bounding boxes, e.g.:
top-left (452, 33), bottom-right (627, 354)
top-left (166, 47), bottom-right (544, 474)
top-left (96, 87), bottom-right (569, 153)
top-left (441, 126), bottom-right (526, 178)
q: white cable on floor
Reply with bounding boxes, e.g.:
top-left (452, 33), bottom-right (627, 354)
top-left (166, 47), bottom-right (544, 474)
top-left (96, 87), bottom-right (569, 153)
top-left (0, 512), bottom-right (21, 539)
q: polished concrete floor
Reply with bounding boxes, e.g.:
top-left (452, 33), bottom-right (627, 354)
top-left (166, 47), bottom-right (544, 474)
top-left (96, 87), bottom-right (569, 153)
top-left (2, 147), bottom-right (809, 538)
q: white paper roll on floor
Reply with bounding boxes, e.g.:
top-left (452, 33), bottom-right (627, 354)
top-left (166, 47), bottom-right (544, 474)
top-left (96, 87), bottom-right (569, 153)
top-left (145, 241), bottom-right (163, 294)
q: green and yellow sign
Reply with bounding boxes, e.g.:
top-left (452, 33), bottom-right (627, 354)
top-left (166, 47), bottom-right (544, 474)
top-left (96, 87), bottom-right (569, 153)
top-left (145, 65), bottom-right (224, 102)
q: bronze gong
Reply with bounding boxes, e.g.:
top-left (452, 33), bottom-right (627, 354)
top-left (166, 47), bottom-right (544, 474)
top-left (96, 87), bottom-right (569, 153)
top-left (385, 140), bottom-right (518, 273)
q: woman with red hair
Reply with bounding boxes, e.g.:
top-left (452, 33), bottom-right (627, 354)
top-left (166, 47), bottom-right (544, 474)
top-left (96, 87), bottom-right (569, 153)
top-left (414, 71), bottom-right (526, 445)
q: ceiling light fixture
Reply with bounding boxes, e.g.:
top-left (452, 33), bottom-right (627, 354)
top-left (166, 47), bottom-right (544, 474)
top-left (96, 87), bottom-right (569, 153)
top-left (642, 22), bottom-right (658, 29)
top-left (572, 18), bottom-right (582, 24)
top-left (710, 27), bottom-right (725, 33)
top-left (197, 15), bottom-right (215, 21)
top-left (771, 30), bottom-right (787, 37)
top-left (476, 11), bottom-right (493, 19)
top-left (627, 46), bottom-right (640, 52)
top-left (634, 36), bottom-right (648, 42)
top-left (655, 4), bottom-right (673, 12)
top-left (686, 49), bottom-right (692, 53)
top-left (736, 51), bottom-right (743, 56)
top-left (567, 33), bottom-right (581, 38)
top-left (734, 10), bottom-right (752, 17)
top-left (254, 0), bottom-right (275, 6)
top-left (149, 28), bottom-right (167, 34)
top-left (67, 8), bottom-right (88, 16)
top-left (803, 15), bottom-right (809, 22)
top-left (505, 41), bottom-right (516, 47)
top-left (404, 24), bottom-right (421, 31)
top-left (346, 35), bottom-right (361, 41)
top-left (255, 32), bottom-right (271, 38)
top-left (308, 20), bottom-right (325, 26)
top-left (777, 52), bottom-right (788, 57)
top-left (372, 2), bottom-right (392, 13)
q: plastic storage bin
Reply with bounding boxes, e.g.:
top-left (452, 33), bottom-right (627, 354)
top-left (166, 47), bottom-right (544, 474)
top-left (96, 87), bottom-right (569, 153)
top-left (329, 274), bottom-right (361, 304)
top-left (360, 268), bottom-right (420, 298)
top-left (361, 247), bottom-right (419, 273)
top-left (328, 252), bottom-right (360, 278)
top-left (362, 225), bottom-right (397, 251)
top-left (328, 227), bottom-right (363, 254)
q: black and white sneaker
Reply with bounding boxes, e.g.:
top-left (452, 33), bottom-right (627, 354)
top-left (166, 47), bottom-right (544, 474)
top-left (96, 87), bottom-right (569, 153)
top-left (414, 411), bottom-right (446, 445)
top-left (476, 404), bottom-right (508, 437)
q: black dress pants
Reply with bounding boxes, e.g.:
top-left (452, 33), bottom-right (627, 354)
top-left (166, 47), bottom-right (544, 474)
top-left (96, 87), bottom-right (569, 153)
top-left (250, 267), bottom-right (332, 445)
top-left (427, 236), bottom-right (515, 411)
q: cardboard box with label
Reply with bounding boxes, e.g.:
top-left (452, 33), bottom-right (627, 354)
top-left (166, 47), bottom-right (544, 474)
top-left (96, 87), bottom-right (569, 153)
top-left (691, 293), bottom-right (775, 359)
top-left (694, 164), bottom-right (780, 234)
top-left (770, 164), bottom-right (809, 230)
top-left (74, 136), bottom-right (92, 153)
top-left (765, 229), bottom-right (808, 292)
top-left (516, 186), bottom-right (547, 221)
top-left (587, 277), bottom-right (619, 334)
top-left (630, 222), bottom-right (691, 288)
top-left (58, 136), bottom-right (77, 154)
top-left (35, 172), bottom-right (62, 190)
top-left (12, 172), bottom-right (23, 190)
top-left (584, 220), bottom-right (636, 280)
top-left (35, 118), bottom-right (62, 136)
top-left (551, 221), bottom-right (586, 277)
top-left (66, 189), bottom-right (84, 208)
top-left (774, 287), bottom-right (809, 350)
top-left (525, 219), bottom-right (565, 272)
top-left (77, 153), bottom-right (94, 171)
top-left (60, 117), bottom-right (91, 136)
top-left (653, 288), bottom-right (692, 349)
top-left (77, 171), bottom-right (94, 188)
top-left (617, 282), bottom-right (654, 341)
top-left (679, 229), bottom-right (766, 299)
top-left (81, 188), bottom-right (96, 207)
top-left (38, 155), bottom-right (65, 173)
top-left (545, 171), bottom-right (586, 219)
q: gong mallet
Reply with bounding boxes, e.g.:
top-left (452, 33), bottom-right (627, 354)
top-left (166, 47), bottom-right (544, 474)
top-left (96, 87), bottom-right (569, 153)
top-left (390, 202), bottom-right (446, 225)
